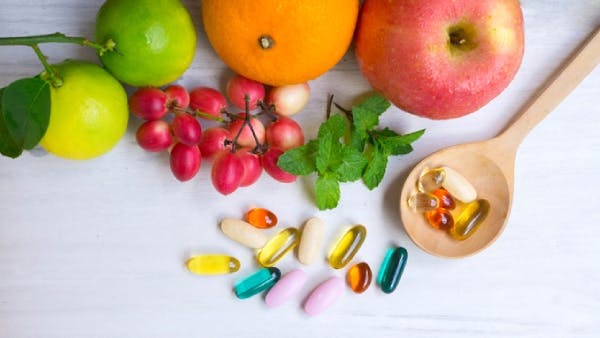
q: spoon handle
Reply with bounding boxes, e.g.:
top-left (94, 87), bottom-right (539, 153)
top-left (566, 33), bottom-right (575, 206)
top-left (498, 26), bottom-right (600, 147)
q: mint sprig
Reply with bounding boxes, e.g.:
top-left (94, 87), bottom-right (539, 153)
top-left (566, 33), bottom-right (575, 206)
top-left (278, 94), bottom-right (425, 210)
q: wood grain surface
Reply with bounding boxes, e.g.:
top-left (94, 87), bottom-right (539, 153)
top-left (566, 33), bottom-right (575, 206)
top-left (1, 1), bottom-right (599, 337)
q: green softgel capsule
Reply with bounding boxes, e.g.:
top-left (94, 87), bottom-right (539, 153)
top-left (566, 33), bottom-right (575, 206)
top-left (377, 247), bottom-right (408, 294)
top-left (234, 267), bottom-right (281, 299)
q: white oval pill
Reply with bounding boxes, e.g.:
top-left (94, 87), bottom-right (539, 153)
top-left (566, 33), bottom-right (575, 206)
top-left (220, 218), bottom-right (268, 249)
top-left (297, 217), bottom-right (323, 265)
top-left (440, 166), bottom-right (477, 203)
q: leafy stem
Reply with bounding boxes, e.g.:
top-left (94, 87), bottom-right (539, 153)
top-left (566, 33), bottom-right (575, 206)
top-left (0, 32), bottom-right (115, 55)
top-left (0, 32), bottom-right (116, 88)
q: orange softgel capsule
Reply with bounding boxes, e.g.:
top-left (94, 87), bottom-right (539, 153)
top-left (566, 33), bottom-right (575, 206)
top-left (424, 208), bottom-right (454, 231)
top-left (432, 188), bottom-right (456, 210)
top-left (245, 208), bottom-right (278, 229)
top-left (346, 262), bottom-right (372, 294)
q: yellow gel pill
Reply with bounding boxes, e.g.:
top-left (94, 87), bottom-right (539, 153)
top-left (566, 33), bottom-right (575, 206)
top-left (186, 254), bottom-right (241, 275)
top-left (328, 224), bottom-right (367, 269)
top-left (257, 227), bottom-right (299, 267)
top-left (450, 199), bottom-right (490, 241)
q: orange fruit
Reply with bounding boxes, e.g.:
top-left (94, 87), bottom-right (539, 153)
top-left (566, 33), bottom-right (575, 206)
top-left (201, 0), bottom-right (359, 86)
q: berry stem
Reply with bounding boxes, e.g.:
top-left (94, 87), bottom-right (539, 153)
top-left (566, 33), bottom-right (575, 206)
top-left (189, 108), bottom-right (225, 123)
top-left (258, 100), bottom-right (278, 122)
top-left (244, 95), bottom-right (265, 154)
top-left (228, 95), bottom-right (266, 154)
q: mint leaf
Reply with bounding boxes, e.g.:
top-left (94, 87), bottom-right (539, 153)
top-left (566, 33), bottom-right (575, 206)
top-left (372, 128), bottom-right (425, 155)
top-left (278, 140), bottom-right (318, 175)
top-left (356, 94), bottom-right (391, 115)
top-left (362, 148), bottom-right (388, 190)
top-left (316, 114), bottom-right (346, 174)
top-left (350, 94), bottom-right (392, 150)
top-left (352, 105), bottom-right (380, 137)
top-left (0, 88), bottom-right (23, 158)
top-left (335, 145), bottom-right (368, 182)
top-left (315, 175), bottom-right (340, 210)
top-left (1, 76), bottom-right (51, 150)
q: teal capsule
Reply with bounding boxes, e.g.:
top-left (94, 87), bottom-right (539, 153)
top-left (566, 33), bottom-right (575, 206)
top-left (377, 247), bottom-right (408, 294)
top-left (234, 267), bottom-right (281, 299)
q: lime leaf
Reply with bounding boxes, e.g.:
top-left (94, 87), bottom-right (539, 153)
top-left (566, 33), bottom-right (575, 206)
top-left (335, 145), bottom-right (368, 182)
top-left (278, 140), bottom-right (318, 175)
top-left (316, 114), bottom-right (346, 174)
top-left (316, 175), bottom-right (340, 210)
top-left (0, 88), bottom-right (23, 158)
top-left (362, 148), bottom-right (388, 190)
top-left (1, 76), bottom-right (51, 150)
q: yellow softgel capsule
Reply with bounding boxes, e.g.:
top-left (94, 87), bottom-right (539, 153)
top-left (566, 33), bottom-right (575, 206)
top-left (257, 227), bottom-right (300, 267)
top-left (449, 199), bottom-right (490, 241)
top-left (328, 224), bottom-right (367, 269)
top-left (186, 254), bottom-right (241, 275)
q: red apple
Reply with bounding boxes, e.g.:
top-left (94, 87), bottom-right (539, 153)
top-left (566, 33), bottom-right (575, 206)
top-left (355, 0), bottom-right (524, 120)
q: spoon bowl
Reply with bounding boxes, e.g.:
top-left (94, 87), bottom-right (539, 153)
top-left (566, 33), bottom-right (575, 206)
top-left (400, 139), bottom-right (512, 258)
top-left (399, 27), bottom-right (600, 258)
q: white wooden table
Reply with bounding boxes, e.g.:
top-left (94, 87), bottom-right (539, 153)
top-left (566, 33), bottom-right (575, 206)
top-left (1, 1), bottom-right (599, 337)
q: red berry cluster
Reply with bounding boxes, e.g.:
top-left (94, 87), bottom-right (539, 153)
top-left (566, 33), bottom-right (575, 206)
top-left (129, 74), bottom-right (310, 195)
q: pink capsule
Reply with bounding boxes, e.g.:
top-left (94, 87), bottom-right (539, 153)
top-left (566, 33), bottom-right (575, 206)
top-left (265, 269), bottom-right (307, 308)
top-left (303, 276), bottom-right (344, 316)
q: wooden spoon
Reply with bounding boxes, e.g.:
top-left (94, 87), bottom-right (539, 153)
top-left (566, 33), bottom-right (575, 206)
top-left (399, 27), bottom-right (600, 258)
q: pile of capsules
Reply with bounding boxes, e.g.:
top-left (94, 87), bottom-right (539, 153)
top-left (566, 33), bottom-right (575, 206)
top-left (185, 208), bottom-right (407, 316)
top-left (407, 166), bottom-right (490, 240)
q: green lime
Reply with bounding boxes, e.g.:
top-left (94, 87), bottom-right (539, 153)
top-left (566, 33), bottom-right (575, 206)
top-left (95, 0), bottom-right (197, 87)
top-left (40, 60), bottom-right (128, 160)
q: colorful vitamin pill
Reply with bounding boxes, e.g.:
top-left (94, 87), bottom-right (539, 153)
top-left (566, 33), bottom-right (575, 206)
top-left (432, 188), bottom-right (456, 210)
top-left (186, 254), bottom-right (240, 275)
top-left (417, 167), bottom-right (445, 192)
top-left (346, 262), bottom-right (372, 294)
top-left (220, 218), bottom-right (268, 249)
top-left (328, 224), bottom-right (367, 269)
top-left (265, 269), bottom-right (308, 308)
top-left (449, 199), bottom-right (490, 241)
top-left (234, 267), bottom-right (281, 299)
top-left (245, 207), bottom-right (278, 229)
top-left (377, 247), bottom-right (408, 294)
top-left (303, 276), bottom-right (345, 316)
top-left (424, 208), bottom-right (454, 231)
top-left (440, 166), bottom-right (477, 203)
top-left (297, 217), bottom-right (324, 265)
top-left (257, 227), bottom-right (299, 267)
top-left (407, 192), bottom-right (439, 212)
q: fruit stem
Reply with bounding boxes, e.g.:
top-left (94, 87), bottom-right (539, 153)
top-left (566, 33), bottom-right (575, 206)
top-left (0, 32), bottom-right (116, 55)
top-left (228, 95), bottom-right (266, 154)
top-left (189, 108), bottom-right (224, 123)
top-left (258, 101), bottom-right (278, 122)
top-left (31, 44), bottom-right (63, 88)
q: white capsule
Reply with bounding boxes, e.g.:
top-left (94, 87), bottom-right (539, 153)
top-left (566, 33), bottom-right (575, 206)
top-left (220, 218), bottom-right (268, 249)
top-left (297, 217), bottom-right (324, 265)
top-left (440, 166), bottom-right (477, 203)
